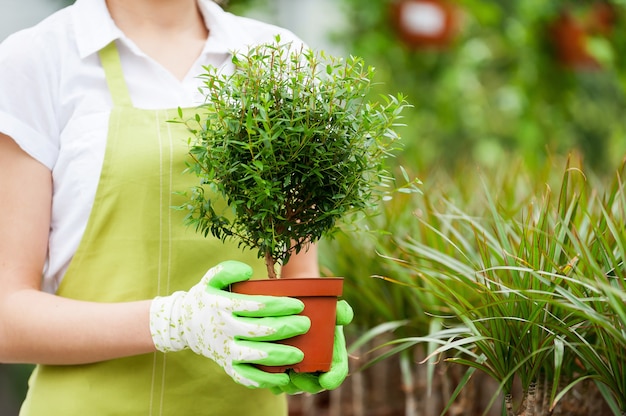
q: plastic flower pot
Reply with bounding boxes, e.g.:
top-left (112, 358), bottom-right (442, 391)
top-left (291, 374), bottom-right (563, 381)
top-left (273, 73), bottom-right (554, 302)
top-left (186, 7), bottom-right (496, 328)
top-left (231, 277), bottom-right (344, 373)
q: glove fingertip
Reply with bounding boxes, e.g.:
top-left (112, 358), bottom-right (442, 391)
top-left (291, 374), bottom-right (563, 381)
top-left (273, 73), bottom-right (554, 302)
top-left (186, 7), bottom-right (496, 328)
top-left (319, 368), bottom-right (348, 391)
top-left (336, 300), bottom-right (354, 326)
top-left (205, 261), bottom-right (254, 288)
top-left (259, 296), bottom-right (305, 316)
top-left (233, 364), bottom-right (290, 389)
top-left (220, 260), bottom-right (253, 274)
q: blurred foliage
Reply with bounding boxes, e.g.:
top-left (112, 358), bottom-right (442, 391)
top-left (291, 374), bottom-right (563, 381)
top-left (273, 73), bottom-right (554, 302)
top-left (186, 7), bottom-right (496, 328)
top-left (1, 364), bottom-right (33, 414)
top-left (220, 0), bottom-right (626, 173)
top-left (332, 0), bottom-right (626, 173)
top-left (5, 365), bottom-right (32, 400)
top-left (320, 153), bottom-right (626, 413)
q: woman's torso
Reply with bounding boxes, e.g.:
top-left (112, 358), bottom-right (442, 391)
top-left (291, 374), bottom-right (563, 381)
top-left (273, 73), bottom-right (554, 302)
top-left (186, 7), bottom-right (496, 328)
top-left (0, 0), bottom-right (302, 293)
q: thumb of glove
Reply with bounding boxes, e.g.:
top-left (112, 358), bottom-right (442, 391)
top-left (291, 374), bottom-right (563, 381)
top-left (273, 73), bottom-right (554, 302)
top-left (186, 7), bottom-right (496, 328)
top-left (203, 260), bottom-right (253, 289)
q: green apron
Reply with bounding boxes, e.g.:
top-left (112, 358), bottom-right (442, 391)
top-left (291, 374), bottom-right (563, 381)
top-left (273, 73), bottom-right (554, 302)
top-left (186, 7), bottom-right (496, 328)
top-left (20, 41), bottom-right (286, 416)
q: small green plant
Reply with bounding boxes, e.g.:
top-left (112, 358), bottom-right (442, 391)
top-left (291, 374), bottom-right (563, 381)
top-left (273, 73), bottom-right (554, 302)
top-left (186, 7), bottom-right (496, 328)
top-left (322, 154), bottom-right (625, 415)
top-left (360, 156), bottom-right (626, 415)
top-left (180, 37), bottom-right (412, 278)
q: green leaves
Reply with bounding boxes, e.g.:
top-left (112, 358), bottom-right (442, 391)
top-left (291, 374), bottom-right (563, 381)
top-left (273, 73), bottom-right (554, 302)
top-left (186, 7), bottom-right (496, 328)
top-left (322, 155), bottom-right (626, 413)
top-left (180, 38), bottom-right (411, 277)
top-left (391, 157), bottom-right (626, 412)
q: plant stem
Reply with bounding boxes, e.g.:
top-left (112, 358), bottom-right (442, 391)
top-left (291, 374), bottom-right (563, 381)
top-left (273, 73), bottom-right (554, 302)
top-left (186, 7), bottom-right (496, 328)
top-left (539, 377), bottom-right (549, 414)
top-left (504, 393), bottom-right (515, 416)
top-left (399, 350), bottom-right (416, 416)
top-left (526, 381), bottom-right (536, 416)
top-left (329, 384), bottom-right (342, 416)
top-left (265, 251), bottom-right (277, 279)
top-left (302, 393), bottom-right (315, 416)
top-left (351, 345), bottom-right (365, 416)
top-left (519, 382), bottom-right (536, 416)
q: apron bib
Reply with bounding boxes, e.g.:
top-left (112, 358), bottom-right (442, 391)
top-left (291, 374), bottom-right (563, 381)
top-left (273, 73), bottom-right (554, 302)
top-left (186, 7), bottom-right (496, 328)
top-left (20, 41), bottom-right (286, 416)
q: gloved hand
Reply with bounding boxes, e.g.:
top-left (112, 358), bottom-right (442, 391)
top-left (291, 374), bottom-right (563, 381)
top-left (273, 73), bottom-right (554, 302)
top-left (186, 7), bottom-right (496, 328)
top-left (270, 299), bottom-right (354, 395)
top-left (149, 260), bottom-right (311, 388)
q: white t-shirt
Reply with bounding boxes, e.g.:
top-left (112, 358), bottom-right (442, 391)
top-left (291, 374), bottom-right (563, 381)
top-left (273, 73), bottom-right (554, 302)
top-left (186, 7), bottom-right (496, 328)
top-left (0, 0), bottom-right (303, 294)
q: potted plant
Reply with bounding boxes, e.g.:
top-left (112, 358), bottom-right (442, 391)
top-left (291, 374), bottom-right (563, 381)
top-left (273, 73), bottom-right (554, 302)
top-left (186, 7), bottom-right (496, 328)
top-left (178, 36), bottom-right (412, 373)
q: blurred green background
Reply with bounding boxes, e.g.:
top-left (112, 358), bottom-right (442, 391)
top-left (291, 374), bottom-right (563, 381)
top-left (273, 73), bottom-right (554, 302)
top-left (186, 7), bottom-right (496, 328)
top-left (338, 0), bottom-right (626, 176)
top-left (225, 0), bottom-right (626, 175)
top-left (1, 0), bottom-right (625, 414)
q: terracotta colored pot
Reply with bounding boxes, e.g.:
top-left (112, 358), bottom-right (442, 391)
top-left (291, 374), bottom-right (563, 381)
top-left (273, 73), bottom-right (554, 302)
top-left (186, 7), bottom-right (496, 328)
top-left (391, 0), bottom-right (458, 49)
top-left (230, 277), bottom-right (344, 373)
top-left (548, 12), bottom-right (600, 70)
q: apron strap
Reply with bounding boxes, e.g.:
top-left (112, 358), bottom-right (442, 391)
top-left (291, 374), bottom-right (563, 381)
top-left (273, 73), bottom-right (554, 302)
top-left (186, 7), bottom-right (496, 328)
top-left (98, 41), bottom-right (134, 108)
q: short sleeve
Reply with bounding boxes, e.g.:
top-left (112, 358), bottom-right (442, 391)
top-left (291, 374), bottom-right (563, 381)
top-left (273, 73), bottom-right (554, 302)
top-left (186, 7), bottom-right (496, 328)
top-left (0, 29), bottom-right (61, 169)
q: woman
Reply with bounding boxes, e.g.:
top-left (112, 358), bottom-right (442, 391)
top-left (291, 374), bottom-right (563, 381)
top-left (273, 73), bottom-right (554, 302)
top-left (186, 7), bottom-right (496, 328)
top-left (0, 0), bottom-right (350, 414)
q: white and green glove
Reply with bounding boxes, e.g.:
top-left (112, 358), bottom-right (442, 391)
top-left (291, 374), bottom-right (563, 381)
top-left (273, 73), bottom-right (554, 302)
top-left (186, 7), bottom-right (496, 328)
top-left (270, 299), bottom-right (354, 395)
top-left (149, 260), bottom-right (311, 388)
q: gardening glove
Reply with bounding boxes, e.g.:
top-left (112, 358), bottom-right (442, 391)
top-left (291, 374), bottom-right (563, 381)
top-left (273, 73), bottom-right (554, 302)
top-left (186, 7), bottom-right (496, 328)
top-left (270, 299), bottom-right (354, 395)
top-left (150, 260), bottom-right (311, 388)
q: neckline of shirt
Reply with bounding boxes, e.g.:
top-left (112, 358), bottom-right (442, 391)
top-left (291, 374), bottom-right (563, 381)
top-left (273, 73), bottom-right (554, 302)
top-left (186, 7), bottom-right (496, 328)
top-left (71, 0), bottom-right (241, 60)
